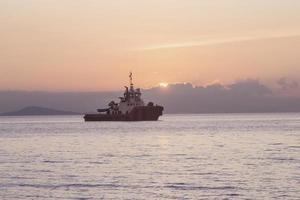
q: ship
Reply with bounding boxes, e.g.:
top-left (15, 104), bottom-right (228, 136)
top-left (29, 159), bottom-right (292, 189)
top-left (84, 72), bottom-right (164, 121)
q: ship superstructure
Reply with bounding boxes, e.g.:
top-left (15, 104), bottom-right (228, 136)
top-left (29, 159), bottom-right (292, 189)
top-left (117, 72), bottom-right (145, 114)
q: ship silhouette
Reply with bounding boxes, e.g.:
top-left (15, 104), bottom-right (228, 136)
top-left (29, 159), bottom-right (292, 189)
top-left (84, 73), bottom-right (164, 121)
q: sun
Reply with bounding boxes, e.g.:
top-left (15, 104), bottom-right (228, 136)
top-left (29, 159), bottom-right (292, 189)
top-left (159, 82), bottom-right (169, 88)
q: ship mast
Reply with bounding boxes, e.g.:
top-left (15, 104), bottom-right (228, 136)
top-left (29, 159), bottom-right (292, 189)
top-left (129, 71), bottom-right (134, 91)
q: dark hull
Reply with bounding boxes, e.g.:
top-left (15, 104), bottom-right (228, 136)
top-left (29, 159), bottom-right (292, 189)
top-left (84, 106), bottom-right (163, 121)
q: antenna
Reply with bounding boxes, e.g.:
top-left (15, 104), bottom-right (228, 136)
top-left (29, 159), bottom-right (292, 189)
top-left (129, 71), bottom-right (133, 88)
top-left (129, 72), bottom-right (133, 90)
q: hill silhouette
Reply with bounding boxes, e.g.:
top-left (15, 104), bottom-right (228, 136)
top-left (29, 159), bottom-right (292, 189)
top-left (0, 106), bottom-right (80, 116)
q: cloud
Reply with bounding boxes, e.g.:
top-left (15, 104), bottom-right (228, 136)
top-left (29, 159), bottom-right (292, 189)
top-left (137, 31), bottom-right (300, 51)
top-left (144, 79), bottom-right (300, 113)
top-left (277, 77), bottom-right (299, 90)
top-left (227, 79), bottom-right (272, 96)
top-left (0, 79), bottom-right (300, 114)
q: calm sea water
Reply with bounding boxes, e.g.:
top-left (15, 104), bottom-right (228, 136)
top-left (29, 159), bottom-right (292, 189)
top-left (0, 114), bottom-right (299, 199)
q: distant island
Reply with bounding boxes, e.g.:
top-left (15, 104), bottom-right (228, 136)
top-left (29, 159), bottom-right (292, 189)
top-left (0, 106), bottom-right (80, 116)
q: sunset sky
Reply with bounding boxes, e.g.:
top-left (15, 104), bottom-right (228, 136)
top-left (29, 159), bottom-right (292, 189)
top-left (1, 0), bottom-right (300, 91)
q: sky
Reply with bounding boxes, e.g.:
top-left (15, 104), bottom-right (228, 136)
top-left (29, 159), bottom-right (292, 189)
top-left (0, 0), bottom-right (300, 91)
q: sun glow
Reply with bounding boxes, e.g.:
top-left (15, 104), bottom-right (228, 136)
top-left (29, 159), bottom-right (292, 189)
top-left (159, 82), bottom-right (169, 88)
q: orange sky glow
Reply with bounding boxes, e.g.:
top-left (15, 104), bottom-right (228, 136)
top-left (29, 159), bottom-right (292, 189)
top-left (0, 0), bottom-right (300, 91)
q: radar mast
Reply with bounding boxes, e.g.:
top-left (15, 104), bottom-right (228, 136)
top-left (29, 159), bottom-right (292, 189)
top-left (129, 71), bottom-right (134, 91)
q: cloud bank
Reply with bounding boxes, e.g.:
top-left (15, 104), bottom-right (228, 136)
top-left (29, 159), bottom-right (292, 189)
top-left (0, 79), bottom-right (299, 114)
top-left (144, 79), bottom-right (300, 113)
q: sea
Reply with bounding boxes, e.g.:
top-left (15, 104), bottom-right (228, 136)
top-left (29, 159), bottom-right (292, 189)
top-left (0, 113), bottom-right (299, 200)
